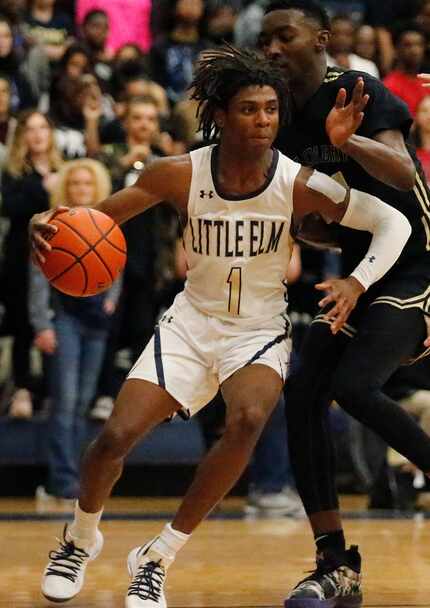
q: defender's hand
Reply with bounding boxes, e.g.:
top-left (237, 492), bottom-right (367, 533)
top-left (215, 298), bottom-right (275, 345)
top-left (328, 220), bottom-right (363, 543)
top-left (29, 206), bottom-right (68, 265)
top-left (424, 315), bottom-right (430, 348)
top-left (326, 77), bottom-right (369, 148)
top-left (315, 276), bottom-right (365, 334)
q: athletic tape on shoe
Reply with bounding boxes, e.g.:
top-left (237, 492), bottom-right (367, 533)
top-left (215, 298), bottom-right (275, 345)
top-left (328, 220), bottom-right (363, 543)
top-left (306, 170), bottom-right (347, 204)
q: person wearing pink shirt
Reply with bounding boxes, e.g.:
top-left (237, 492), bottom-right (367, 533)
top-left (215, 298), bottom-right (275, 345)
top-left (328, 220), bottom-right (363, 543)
top-left (383, 23), bottom-right (427, 117)
top-left (76, 0), bottom-right (152, 53)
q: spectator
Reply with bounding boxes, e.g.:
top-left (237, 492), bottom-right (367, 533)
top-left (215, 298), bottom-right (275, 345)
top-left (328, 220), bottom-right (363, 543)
top-left (205, 3), bottom-right (237, 46)
top-left (48, 42), bottom-right (93, 121)
top-left (327, 14), bottom-right (380, 77)
top-left (48, 44), bottom-right (114, 157)
top-left (324, 1), bottom-right (367, 22)
top-left (354, 24), bottom-right (381, 72)
top-left (110, 44), bottom-right (152, 90)
top-left (89, 75), bottom-right (170, 153)
top-left (52, 72), bottom-right (113, 159)
top-left (246, 394), bottom-right (305, 516)
top-left (0, 75), bottom-right (17, 171)
top-left (412, 95), bottom-right (430, 182)
top-left (76, 0), bottom-right (152, 54)
top-left (0, 0), bottom-right (26, 25)
top-left (0, 15), bottom-right (37, 111)
top-left (383, 22), bottom-right (428, 117)
top-left (415, 0), bottom-right (430, 69)
top-left (97, 96), bottom-right (161, 189)
top-left (119, 75), bottom-right (169, 119)
top-left (115, 43), bottom-right (146, 66)
top-left (30, 158), bottom-right (120, 500)
top-left (365, 0), bottom-right (422, 75)
top-left (110, 58), bottom-right (168, 116)
top-left (0, 110), bottom-right (62, 418)
top-left (234, 0), bottom-right (267, 48)
top-left (23, 0), bottom-right (74, 64)
top-left (151, 0), bottom-right (209, 104)
top-left (169, 97), bottom-right (201, 151)
top-left (246, 244), bottom-right (304, 516)
top-left (79, 9), bottom-right (113, 90)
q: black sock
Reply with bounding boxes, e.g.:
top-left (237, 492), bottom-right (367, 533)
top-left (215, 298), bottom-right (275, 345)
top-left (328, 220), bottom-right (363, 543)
top-left (315, 530), bottom-right (346, 554)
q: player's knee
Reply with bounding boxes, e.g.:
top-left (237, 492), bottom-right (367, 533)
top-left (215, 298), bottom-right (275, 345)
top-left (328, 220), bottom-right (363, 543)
top-left (225, 405), bottom-right (268, 441)
top-left (95, 421), bottom-right (138, 459)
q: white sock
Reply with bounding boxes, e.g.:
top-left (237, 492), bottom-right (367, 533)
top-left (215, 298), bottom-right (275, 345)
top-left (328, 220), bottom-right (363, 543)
top-left (68, 501), bottom-right (103, 547)
top-left (151, 523), bottom-right (190, 561)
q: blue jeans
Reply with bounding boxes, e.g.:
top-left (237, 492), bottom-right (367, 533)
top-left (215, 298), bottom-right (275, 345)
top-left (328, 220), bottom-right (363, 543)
top-left (248, 392), bottom-right (294, 494)
top-left (47, 311), bottom-right (108, 497)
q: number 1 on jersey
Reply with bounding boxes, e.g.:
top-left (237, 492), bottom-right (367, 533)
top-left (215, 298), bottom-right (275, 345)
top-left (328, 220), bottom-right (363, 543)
top-left (227, 267), bottom-right (242, 316)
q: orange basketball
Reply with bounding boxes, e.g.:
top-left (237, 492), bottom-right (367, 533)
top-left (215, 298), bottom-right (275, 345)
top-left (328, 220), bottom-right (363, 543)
top-left (40, 207), bottom-right (127, 297)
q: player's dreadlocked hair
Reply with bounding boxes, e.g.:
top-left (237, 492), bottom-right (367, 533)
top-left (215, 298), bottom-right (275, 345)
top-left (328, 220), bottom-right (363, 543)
top-left (190, 44), bottom-right (289, 141)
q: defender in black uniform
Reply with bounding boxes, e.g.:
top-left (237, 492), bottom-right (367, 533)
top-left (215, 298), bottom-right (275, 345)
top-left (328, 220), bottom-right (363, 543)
top-left (260, 1), bottom-right (430, 606)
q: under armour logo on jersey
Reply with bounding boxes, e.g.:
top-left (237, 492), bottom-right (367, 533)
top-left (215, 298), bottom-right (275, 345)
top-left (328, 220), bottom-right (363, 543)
top-left (161, 314), bottom-right (173, 324)
top-left (368, 255), bottom-right (376, 263)
top-left (200, 190), bottom-right (214, 198)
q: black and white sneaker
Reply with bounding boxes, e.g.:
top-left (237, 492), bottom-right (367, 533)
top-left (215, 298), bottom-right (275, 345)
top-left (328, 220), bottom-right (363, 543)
top-left (126, 538), bottom-right (173, 608)
top-left (285, 545), bottom-right (362, 608)
top-left (41, 524), bottom-right (103, 602)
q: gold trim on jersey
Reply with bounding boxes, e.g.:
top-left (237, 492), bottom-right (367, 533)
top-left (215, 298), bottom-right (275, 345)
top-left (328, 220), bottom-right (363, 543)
top-left (324, 70), bottom-right (344, 83)
top-left (409, 344), bottom-right (430, 365)
top-left (413, 172), bottom-right (430, 250)
top-left (370, 284), bottom-right (430, 313)
top-left (312, 313), bottom-right (357, 338)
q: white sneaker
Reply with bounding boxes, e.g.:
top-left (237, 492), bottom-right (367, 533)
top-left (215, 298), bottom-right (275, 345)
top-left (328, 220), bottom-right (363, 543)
top-left (90, 396), bottom-right (114, 421)
top-left (246, 486), bottom-right (305, 516)
top-left (9, 388), bottom-right (33, 419)
top-left (282, 486), bottom-right (306, 517)
top-left (41, 524), bottom-right (103, 602)
top-left (126, 538), bottom-right (173, 608)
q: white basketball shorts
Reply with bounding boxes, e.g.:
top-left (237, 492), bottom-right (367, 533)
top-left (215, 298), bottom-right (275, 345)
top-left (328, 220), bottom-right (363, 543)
top-left (127, 291), bottom-right (292, 417)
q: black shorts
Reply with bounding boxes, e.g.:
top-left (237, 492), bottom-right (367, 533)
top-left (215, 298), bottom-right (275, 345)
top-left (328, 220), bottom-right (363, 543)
top-left (313, 257), bottom-right (430, 364)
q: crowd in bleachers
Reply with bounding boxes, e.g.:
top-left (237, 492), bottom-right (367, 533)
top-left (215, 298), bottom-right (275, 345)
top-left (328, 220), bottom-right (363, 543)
top-left (2, 0), bottom-right (430, 510)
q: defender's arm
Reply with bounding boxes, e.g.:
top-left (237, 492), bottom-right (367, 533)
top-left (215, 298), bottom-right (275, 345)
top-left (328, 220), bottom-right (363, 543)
top-left (293, 166), bottom-right (411, 332)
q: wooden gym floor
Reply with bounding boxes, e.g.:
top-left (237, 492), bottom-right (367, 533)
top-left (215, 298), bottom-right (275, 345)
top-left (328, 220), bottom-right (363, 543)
top-left (1, 495), bottom-right (430, 608)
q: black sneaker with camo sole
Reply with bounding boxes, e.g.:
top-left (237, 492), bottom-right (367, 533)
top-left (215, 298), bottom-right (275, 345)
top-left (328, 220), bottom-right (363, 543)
top-left (284, 545), bottom-right (362, 608)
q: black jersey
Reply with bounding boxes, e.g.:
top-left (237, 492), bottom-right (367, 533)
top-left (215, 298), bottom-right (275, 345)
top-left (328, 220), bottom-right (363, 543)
top-left (276, 67), bottom-right (430, 279)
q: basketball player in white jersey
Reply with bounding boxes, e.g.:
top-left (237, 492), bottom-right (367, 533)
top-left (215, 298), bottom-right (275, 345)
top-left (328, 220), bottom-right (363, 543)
top-left (30, 46), bottom-right (411, 607)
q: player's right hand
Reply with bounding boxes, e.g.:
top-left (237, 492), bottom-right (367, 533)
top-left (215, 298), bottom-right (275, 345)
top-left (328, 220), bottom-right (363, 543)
top-left (29, 206), bottom-right (68, 265)
top-left (315, 276), bottom-right (365, 334)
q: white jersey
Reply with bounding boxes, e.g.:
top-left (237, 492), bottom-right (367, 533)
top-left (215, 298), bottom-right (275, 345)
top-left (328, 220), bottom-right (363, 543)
top-left (183, 145), bottom-right (301, 326)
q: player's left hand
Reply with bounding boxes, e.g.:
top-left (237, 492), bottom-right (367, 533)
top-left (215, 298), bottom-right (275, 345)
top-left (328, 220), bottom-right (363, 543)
top-left (315, 276), bottom-right (365, 334)
top-left (29, 206), bottom-right (69, 265)
top-left (326, 77), bottom-right (370, 148)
